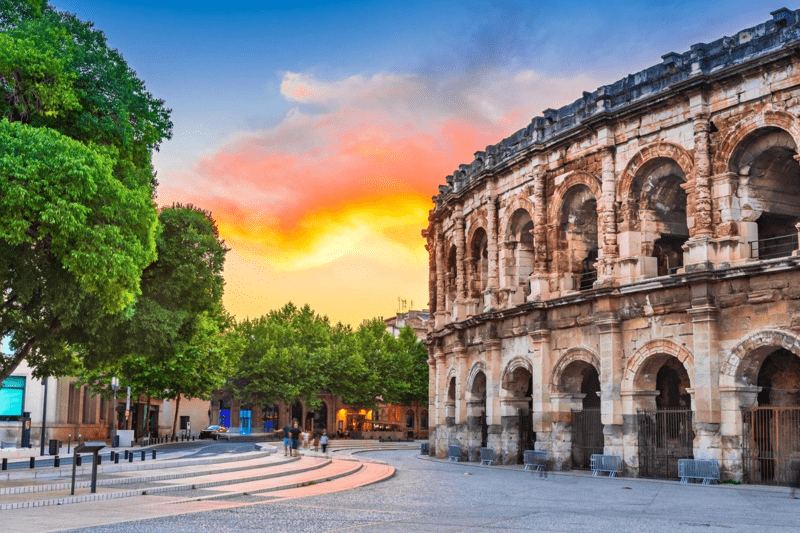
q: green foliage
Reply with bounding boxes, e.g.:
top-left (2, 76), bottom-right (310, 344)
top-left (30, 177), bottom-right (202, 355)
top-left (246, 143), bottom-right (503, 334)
top-left (234, 305), bottom-right (429, 411)
top-left (235, 303), bottom-right (332, 410)
top-left (0, 1), bottom-right (171, 381)
top-left (77, 205), bottom-right (235, 402)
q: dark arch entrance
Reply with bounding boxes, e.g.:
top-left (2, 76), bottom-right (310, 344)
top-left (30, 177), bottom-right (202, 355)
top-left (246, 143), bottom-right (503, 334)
top-left (468, 370), bottom-right (488, 460)
top-left (636, 355), bottom-right (694, 479)
top-left (560, 361), bottom-right (603, 470)
top-left (305, 401), bottom-right (328, 433)
top-left (743, 347), bottom-right (800, 485)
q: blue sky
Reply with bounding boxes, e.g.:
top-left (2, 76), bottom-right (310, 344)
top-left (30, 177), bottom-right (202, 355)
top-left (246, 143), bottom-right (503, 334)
top-left (49, 1), bottom-right (793, 323)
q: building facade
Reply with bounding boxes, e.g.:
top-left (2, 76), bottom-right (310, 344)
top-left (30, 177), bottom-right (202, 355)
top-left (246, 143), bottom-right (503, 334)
top-left (425, 8), bottom-right (800, 484)
top-left (0, 359), bottom-right (210, 448)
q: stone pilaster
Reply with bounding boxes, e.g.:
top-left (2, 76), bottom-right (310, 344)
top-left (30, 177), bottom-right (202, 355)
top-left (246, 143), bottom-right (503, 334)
top-left (688, 283), bottom-right (721, 462)
top-left (529, 171), bottom-right (550, 300)
top-left (683, 107), bottom-right (714, 271)
top-left (528, 329), bottom-right (552, 439)
top-left (719, 386), bottom-right (760, 481)
top-left (454, 343), bottom-right (468, 425)
top-left (597, 143), bottom-right (617, 285)
top-left (433, 347), bottom-right (447, 457)
top-left (454, 207), bottom-right (466, 320)
top-left (596, 297), bottom-right (623, 456)
top-left (484, 183), bottom-right (499, 311)
top-left (434, 225), bottom-right (446, 328)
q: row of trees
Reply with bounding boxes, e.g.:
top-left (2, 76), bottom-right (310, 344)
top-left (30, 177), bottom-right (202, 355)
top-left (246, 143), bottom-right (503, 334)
top-left (0, 1), bottom-right (428, 436)
top-left (234, 304), bottom-right (429, 412)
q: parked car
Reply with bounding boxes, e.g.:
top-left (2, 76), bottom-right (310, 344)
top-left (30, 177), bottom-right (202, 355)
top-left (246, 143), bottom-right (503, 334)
top-left (199, 425), bottom-right (229, 440)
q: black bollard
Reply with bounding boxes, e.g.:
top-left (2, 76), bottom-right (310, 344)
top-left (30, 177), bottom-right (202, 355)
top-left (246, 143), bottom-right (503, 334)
top-left (54, 455), bottom-right (60, 467)
top-left (97, 455), bottom-right (102, 465)
top-left (140, 450), bottom-right (145, 461)
top-left (152, 449), bottom-right (157, 460)
top-left (76, 455), bottom-right (81, 467)
top-left (128, 452), bottom-right (133, 462)
top-left (114, 452), bottom-right (119, 464)
top-left (2, 458), bottom-right (7, 470)
top-left (124, 450), bottom-right (129, 459)
top-left (30, 457), bottom-right (35, 469)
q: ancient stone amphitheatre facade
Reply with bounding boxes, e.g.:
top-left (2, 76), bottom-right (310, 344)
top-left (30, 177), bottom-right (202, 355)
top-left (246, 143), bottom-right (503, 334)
top-left (424, 8), bottom-right (800, 484)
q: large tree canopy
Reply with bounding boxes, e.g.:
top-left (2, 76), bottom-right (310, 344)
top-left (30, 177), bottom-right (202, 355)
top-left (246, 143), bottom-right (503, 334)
top-left (0, 0), bottom-right (172, 381)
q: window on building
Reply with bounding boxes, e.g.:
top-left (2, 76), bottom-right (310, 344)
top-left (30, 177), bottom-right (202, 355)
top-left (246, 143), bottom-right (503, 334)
top-left (82, 386), bottom-right (95, 424)
top-left (0, 376), bottom-right (25, 421)
top-left (180, 416), bottom-right (190, 430)
top-left (99, 396), bottom-right (107, 421)
top-left (67, 383), bottom-right (80, 424)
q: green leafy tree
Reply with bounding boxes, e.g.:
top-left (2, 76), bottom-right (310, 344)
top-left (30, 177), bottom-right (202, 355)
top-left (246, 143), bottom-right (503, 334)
top-left (235, 303), bottom-right (333, 411)
top-left (77, 205), bottom-right (234, 436)
top-left (0, 0), bottom-right (172, 381)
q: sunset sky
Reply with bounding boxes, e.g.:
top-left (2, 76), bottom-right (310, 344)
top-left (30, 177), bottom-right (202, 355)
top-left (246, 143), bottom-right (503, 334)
top-left (53, 0), bottom-right (783, 325)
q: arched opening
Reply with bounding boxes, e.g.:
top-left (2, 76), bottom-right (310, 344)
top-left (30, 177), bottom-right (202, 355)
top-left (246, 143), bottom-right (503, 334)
top-left (468, 228), bottom-right (488, 302)
top-left (291, 401), bottom-right (303, 428)
top-left (637, 159), bottom-right (688, 275)
top-left (558, 185), bottom-right (598, 290)
top-left (559, 360), bottom-right (603, 469)
top-left (504, 209), bottom-right (534, 300)
top-left (405, 409), bottom-right (415, 438)
top-left (420, 409), bottom-right (429, 431)
top-left (503, 365), bottom-right (534, 463)
top-left (469, 370), bottom-right (488, 449)
top-left (305, 401), bottom-right (328, 433)
top-left (634, 354), bottom-right (694, 479)
top-left (742, 347), bottom-right (800, 485)
top-left (731, 128), bottom-right (800, 259)
top-left (445, 376), bottom-right (456, 423)
top-left (446, 244), bottom-right (457, 308)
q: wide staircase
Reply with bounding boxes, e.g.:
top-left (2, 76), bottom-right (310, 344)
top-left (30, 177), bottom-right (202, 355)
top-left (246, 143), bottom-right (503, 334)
top-left (0, 439), bottom-right (415, 511)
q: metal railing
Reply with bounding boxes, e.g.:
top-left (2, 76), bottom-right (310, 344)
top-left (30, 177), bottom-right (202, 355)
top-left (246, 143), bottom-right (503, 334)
top-left (576, 269), bottom-right (597, 291)
top-left (750, 233), bottom-right (798, 260)
top-left (590, 454), bottom-right (622, 477)
top-left (678, 459), bottom-right (720, 485)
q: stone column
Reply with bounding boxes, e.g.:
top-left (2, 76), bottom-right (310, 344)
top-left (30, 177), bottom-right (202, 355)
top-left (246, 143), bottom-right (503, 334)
top-left (454, 208), bottom-right (467, 320)
top-left (434, 224), bottom-right (446, 328)
top-left (597, 145), bottom-right (617, 285)
top-left (688, 282), bottom-right (721, 462)
top-left (529, 171), bottom-right (550, 300)
top-left (528, 329), bottom-right (553, 448)
top-left (484, 184), bottom-right (499, 311)
top-left (433, 347), bottom-right (447, 457)
top-left (549, 393), bottom-right (585, 470)
top-left (500, 396), bottom-right (530, 464)
top-left (684, 107), bottom-right (714, 270)
top-left (596, 297), bottom-right (624, 456)
top-left (484, 338), bottom-right (503, 457)
top-left (454, 343), bottom-right (468, 426)
top-left (719, 386), bottom-right (760, 481)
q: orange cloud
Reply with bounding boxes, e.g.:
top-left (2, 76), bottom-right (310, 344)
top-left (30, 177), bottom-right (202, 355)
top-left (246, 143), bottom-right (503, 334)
top-left (157, 68), bottom-right (603, 323)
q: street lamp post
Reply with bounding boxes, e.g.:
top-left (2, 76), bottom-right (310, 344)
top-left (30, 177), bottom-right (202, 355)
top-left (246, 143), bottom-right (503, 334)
top-left (111, 377), bottom-right (119, 447)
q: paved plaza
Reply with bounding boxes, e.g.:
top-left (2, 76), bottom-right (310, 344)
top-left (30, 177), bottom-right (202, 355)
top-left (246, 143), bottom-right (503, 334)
top-left (47, 450), bottom-right (798, 533)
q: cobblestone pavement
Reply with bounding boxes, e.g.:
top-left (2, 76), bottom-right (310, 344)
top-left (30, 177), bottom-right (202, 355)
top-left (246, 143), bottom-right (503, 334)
top-left (67, 450), bottom-right (798, 533)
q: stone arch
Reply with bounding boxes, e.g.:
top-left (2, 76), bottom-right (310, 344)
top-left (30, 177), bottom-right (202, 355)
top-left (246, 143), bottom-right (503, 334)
top-left (622, 339), bottom-right (694, 392)
top-left (467, 362), bottom-right (488, 399)
top-left (501, 356), bottom-right (533, 396)
top-left (446, 366), bottom-right (458, 401)
top-left (550, 348), bottom-right (601, 393)
top-left (714, 109), bottom-right (800, 175)
top-left (617, 142), bottom-right (695, 203)
top-left (465, 217), bottom-right (488, 247)
top-left (500, 195), bottom-right (536, 238)
top-left (547, 171), bottom-right (601, 224)
top-left (722, 329), bottom-right (800, 386)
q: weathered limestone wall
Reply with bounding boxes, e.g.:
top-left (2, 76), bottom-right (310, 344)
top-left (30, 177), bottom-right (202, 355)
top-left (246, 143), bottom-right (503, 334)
top-left (426, 9), bottom-right (800, 477)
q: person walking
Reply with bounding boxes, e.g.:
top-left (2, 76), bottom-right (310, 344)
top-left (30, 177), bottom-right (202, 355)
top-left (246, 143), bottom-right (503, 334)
top-left (321, 430), bottom-right (328, 454)
top-left (289, 422), bottom-right (301, 457)
top-left (282, 422), bottom-right (292, 456)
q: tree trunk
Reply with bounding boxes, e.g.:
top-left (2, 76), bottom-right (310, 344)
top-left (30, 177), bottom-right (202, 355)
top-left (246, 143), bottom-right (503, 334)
top-left (0, 337), bottom-right (36, 382)
top-left (172, 394), bottom-right (181, 438)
